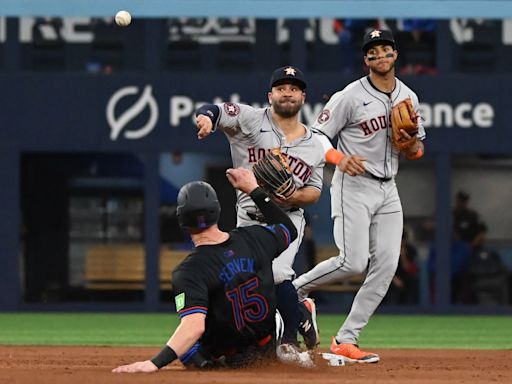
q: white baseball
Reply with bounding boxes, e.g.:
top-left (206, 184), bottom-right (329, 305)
top-left (115, 10), bottom-right (131, 27)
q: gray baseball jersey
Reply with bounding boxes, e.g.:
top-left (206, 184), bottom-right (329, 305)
top-left (293, 75), bottom-right (426, 344)
top-left (314, 76), bottom-right (425, 178)
top-left (213, 102), bottom-right (325, 283)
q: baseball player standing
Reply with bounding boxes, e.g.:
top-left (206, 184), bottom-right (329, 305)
top-left (113, 168), bottom-right (315, 372)
top-left (194, 67), bottom-right (325, 353)
top-left (293, 29), bottom-right (426, 363)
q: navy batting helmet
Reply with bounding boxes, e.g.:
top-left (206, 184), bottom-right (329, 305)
top-left (177, 181), bottom-right (221, 229)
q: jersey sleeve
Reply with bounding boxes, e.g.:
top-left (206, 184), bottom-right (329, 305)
top-left (215, 102), bottom-right (264, 137)
top-left (304, 161), bottom-right (324, 191)
top-left (172, 262), bottom-right (209, 318)
top-left (312, 90), bottom-right (352, 139)
top-left (264, 223), bottom-right (294, 255)
top-left (411, 93), bottom-right (426, 141)
top-left (245, 224), bottom-right (294, 261)
top-left (304, 138), bottom-right (326, 190)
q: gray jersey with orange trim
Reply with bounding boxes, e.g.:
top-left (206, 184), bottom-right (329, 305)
top-left (313, 76), bottom-right (426, 178)
top-left (293, 75), bottom-right (426, 345)
top-left (214, 102), bottom-right (325, 212)
top-left (213, 102), bottom-right (325, 283)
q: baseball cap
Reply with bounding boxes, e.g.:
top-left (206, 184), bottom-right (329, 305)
top-left (269, 66), bottom-right (307, 90)
top-left (362, 29), bottom-right (395, 53)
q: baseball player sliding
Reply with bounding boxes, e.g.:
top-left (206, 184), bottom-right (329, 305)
top-left (293, 29), bottom-right (426, 363)
top-left (113, 169), bottom-right (304, 371)
top-left (194, 67), bottom-right (328, 359)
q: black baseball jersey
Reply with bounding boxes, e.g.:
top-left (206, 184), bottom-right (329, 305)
top-left (172, 223), bottom-right (292, 353)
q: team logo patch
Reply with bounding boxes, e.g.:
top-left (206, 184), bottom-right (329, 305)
top-left (224, 249), bottom-right (235, 258)
top-left (197, 215), bottom-right (207, 229)
top-left (284, 66), bottom-right (297, 76)
top-left (224, 102), bottom-right (240, 116)
top-left (318, 109), bottom-right (330, 124)
top-left (175, 292), bottom-right (185, 312)
top-left (370, 30), bottom-right (381, 38)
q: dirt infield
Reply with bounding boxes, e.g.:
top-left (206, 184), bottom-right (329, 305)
top-left (0, 346), bottom-right (510, 384)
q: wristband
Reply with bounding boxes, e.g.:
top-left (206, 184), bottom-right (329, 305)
top-left (150, 345), bottom-right (178, 369)
top-left (325, 148), bottom-right (345, 165)
top-left (195, 104), bottom-right (220, 132)
top-left (407, 147), bottom-right (424, 160)
top-left (249, 186), bottom-right (268, 201)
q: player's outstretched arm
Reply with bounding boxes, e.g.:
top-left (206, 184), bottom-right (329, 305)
top-left (226, 168), bottom-right (298, 242)
top-left (274, 186), bottom-right (320, 207)
top-left (314, 130), bottom-right (367, 175)
top-left (112, 313), bottom-right (206, 373)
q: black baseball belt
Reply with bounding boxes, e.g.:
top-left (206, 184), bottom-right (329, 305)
top-left (361, 172), bottom-right (393, 182)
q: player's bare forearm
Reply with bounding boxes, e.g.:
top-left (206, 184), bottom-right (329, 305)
top-left (282, 186), bottom-right (321, 207)
top-left (112, 313), bottom-right (206, 373)
top-left (167, 313), bottom-right (206, 356)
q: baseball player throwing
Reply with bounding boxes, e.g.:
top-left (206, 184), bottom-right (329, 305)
top-left (195, 67), bottom-right (326, 352)
top-left (293, 29), bottom-right (426, 363)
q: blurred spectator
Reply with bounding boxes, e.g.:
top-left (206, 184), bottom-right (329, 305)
top-left (333, 19), bottom-right (378, 75)
top-left (427, 189), bottom-right (496, 304)
top-left (466, 223), bottom-right (509, 304)
top-left (387, 229), bottom-right (419, 304)
top-left (397, 19), bottom-right (438, 75)
top-left (453, 190), bottom-right (483, 247)
top-left (428, 236), bottom-right (472, 304)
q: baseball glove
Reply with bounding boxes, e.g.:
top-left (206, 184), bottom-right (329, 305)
top-left (391, 97), bottom-right (419, 151)
top-left (253, 149), bottom-right (297, 200)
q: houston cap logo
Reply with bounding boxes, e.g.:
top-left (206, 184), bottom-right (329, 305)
top-left (284, 67), bottom-right (297, 76)
top-left (370, 30), bottom-right (382, 38)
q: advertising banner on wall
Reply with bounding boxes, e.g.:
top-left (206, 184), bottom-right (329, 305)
top-left (0, 73), bottom-right (508, 153)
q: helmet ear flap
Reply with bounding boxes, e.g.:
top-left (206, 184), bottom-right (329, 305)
top-left (177, 182), bottom-right (221, 229)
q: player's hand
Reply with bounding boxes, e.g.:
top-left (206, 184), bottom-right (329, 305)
top-left (112, 360), bottom-right (158, 373)
top-left (226, 168), bottom-right (259, 194)
top-left (400, 131), bottom-right (421, 155)
top-left (399, 129), bottom-right (413, 140)
top-left (338, 155), bottom-right (366, 176)
top-left (272, 188), bottom-right (299, 206)
top-left (196, 115), bottom-right (213, 140)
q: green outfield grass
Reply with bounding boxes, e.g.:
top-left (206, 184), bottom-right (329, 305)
top-left (0, 313), bottom-right (511, 349)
